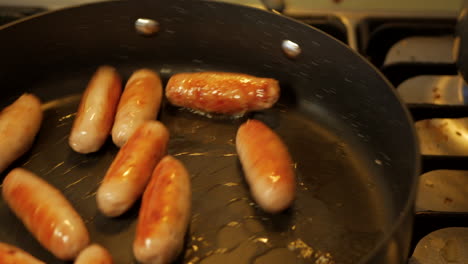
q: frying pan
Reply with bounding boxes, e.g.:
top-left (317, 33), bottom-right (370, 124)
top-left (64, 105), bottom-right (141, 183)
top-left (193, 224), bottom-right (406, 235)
top-left (0, 0), bottom-right (419, 263)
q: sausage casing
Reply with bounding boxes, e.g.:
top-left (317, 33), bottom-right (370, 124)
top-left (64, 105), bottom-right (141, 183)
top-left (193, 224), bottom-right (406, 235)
top-left (69, 66), bottom-right (121, 153)
top-left (97, 121), bottom-right (169, 217)
top-left (0, 242), bottom-right (45, 264)
top-left (74, 244), bottom-right (113, 264)
top-left (165, 72), bottom-right (279, 116)
top-left (133, 156), bottom-right (191, 264)
top-left (112, 69), bottom-right (163, 147)
top-left (236, 119), bottom-right (296, 213)
top-left (0, 94), bottom-right (42, 174)
top-left (2, 168), bottom-right (90, 260)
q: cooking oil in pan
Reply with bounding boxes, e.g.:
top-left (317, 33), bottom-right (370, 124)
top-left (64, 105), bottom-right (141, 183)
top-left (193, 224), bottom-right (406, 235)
top-left (161, 105), bottom-right (391, 264)
top-left (0, 91), bottom-right (391, 264)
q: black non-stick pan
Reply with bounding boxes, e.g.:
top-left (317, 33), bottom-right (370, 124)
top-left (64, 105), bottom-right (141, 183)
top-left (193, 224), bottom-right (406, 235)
top-left (0, 1), bottom-right (419, 263)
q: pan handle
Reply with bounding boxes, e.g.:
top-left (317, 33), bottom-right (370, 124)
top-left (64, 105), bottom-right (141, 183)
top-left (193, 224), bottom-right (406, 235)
top-left (260, 0), bottom-right (285, 13)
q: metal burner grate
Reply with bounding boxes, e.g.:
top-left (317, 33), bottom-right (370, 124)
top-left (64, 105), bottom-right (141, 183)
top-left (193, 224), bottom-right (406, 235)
top-left (354, 16), bottom-right (468, 262)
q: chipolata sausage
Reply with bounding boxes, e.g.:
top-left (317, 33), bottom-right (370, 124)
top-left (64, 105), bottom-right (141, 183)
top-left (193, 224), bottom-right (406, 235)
top-left (0, 94), bottom-right (42, 174)
top-left (97, 121), bottom-right (169, 217)
top-left (69, 66), bottom-right (121, 153)
top-left (2, 168), bottom-right (90, 260)
top-left (236, 119), bottom-right (296, 213)
top-left (133, 156), bottom-right (191, 264)
top-left (112, 69), bottom-right (163, 147)
top-left (74, 244), bottom-right (113, 264)
top-left (165, 72), bottom-right (279, 116)
top-left (0, 242), bottom-right (45, 264)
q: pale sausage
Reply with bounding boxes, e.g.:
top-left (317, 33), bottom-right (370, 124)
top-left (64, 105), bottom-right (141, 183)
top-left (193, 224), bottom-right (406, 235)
top-left (236, 119), bottom-right (295, 213)
top-left (2, 168), bottom-right (90, 260)
top-left (97, 121), bottom-right (169, 217)
top-left (112, 69), bottom-right (163, 147)
top-left (0, 242), bottom-right (45, 264)
top-left (165, 72), bottom-right (279, 116)
top-left (69, 66), bottom-right (121, 153)
top-left (0, 94), bottom-right (42, 174)
top-left (133, 156), bottom-right (191, 264)
top-left (74, 244), bottom-right (113, 264)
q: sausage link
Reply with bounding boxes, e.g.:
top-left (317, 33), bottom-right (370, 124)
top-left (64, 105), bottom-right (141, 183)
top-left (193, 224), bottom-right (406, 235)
top-left (236, 119), bottom-right (295, 213)
top-left (165, 72), bottom-right (279, 116)
top-left (74, 244), bottom-right (113, 264)
top-left (69, 66), bottom-right (121, 153)
top-left (133, 156), bottom-right (191, 264)
top-left (112, 69), bottom-right (163, 147)
top-left (0, 94), bottom-right (42, 174)
top-left (2, 168), bottom-right (90, 260)
top-left (97, 121), bottom-right (169, 217)
top-left (0, 242), bottom-right (45, 264)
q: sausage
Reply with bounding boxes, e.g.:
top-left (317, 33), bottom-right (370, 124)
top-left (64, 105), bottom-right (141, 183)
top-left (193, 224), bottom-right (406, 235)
top-left (2, 168), bottom-right (90, 260)
top-left (69, 66), bottom-right (121, 153)
top-left (133, 156), bottom-right (191, 264)
top-left (0, 242), bottom-right (45, 264)
top-left (111, 69), bottom-right (163, 147)
top-left (236, 119), bottom-right (295, 213)
top-left (0, 94), bottom-right (42, 174)
top-left (74, 244), bottom-right (113, 264)
top-left (97, 121), bottom-right (169, 217)
top-left (165, 72), bottom-right (279, 116)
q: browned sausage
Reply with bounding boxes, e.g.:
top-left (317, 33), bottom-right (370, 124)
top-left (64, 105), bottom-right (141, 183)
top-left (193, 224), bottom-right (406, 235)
top-left (165, 72), bottom-right (279, 116)
top-left (0, 242), bottom-right (45, 264)
top-left (111, 69), bottom-right (163, 147)
top-left (69, 66), bottom-right (121, 153)
top-left (0, 94), bottom-right (42, 174)
top-left (74, 244), bottom-right (113, 264)
top-left (133, 156), bottom-right (191, 264)
top-left (97, 121), bottom-right (169, 217)
top-left (236, 119), bottom-right (296, 213)
top-left (2, 168), bottom-right (90, 260)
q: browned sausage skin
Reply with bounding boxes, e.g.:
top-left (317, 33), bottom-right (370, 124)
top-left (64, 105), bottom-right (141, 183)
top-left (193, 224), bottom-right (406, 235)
top-left (112, 69), bottom-right (163, 147)
top-left (236, 119), bottom-right (296, 213)
top-left (2, 168), bottom-right (90, 260)
top-left (69, 66), bottom-right (121, 153)
top-left (97, 121), bottom-right (169, 217)
top-left (0, 94), bottom-right (42, 174)
top-left (74, 244), bottom-right (113, 264)
top-left (133, 156), bottom-right (191, 264)
top-left (166, 72), bottom-right (279, 116)
top-left (0, 242), bottom-right (45, 264)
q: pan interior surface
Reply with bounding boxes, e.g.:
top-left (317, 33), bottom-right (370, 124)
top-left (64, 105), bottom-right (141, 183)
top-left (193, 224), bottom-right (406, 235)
top-left (0, 63), bottom-right (391, 264)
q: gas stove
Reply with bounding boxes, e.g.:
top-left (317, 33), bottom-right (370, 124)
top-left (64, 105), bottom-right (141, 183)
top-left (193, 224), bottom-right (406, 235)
top-left (1, 1), bottom-right (468, 263)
